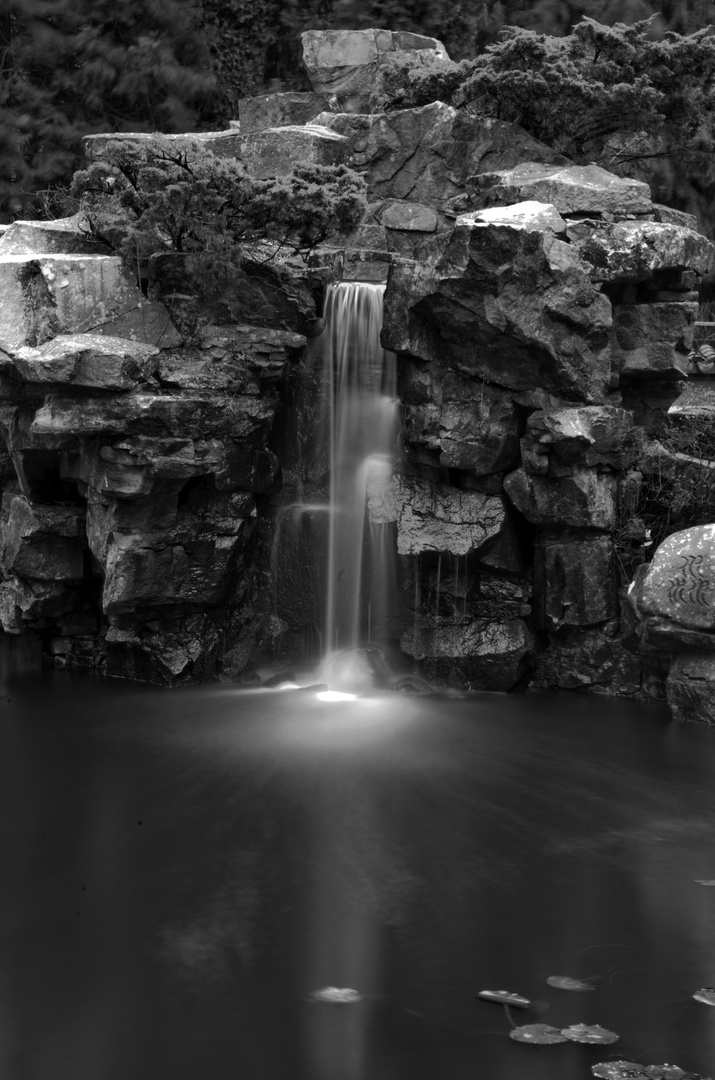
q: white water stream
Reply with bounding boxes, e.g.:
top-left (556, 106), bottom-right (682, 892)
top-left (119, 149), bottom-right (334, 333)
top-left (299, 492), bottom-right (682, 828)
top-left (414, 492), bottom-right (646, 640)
top-left (321, 282), bottom-right (399, 653)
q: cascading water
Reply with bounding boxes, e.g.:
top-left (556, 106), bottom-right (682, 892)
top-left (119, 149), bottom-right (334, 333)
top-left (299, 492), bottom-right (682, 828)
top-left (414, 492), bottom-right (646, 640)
top-left (321, 281), bottom-right (399, 654)
top-left (271, 280), bottom-right (400, 675)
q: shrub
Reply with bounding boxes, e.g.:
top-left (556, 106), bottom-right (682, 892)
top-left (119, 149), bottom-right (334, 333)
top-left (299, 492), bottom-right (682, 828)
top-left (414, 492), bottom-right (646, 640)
top-left (70, 135), bottom-right (367, 296)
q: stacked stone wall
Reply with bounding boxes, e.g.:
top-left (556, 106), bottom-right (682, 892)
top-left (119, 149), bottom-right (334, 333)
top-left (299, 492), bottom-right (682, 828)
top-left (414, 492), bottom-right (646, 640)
top-left (0, 26), bottom-right (713, 696)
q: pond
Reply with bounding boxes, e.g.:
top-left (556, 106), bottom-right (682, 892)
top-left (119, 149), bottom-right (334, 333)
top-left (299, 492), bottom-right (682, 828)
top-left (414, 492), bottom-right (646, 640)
top-left (2, 664), bottom-right (715, 1080)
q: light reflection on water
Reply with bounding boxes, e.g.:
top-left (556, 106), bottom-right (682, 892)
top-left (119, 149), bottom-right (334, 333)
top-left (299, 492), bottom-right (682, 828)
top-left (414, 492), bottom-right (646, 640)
top-left (2, 668), bottom-right (715, 1080)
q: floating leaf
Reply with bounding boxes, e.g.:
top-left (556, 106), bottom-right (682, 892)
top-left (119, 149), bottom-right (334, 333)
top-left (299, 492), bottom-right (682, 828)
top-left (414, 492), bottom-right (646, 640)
top-left (692, 986), bottom-right (715, 1006)
top-left (510, 1023), bottom-right (568, 1044)
top-left (645, 1067), bottom-right (710, 1080)
top-left (695, 879), bottom-right (715, 886)
top-left (592, 1064), bottom-right (650, 1079)
top-left (477, 989), bottom-right (531, 1008)
top-left (593, 1062), bottom-right (710, 1080)
top-left (562, 1022), bottom-right (619, 1044)
top-left (309, 986), bottom-right (362, 1004)
top-left (547, 975), bottom-right (598, 992)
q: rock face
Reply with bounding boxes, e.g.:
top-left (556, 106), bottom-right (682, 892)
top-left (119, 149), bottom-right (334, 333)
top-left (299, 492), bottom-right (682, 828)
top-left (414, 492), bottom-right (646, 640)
top-left (383, 202), bottom-right (612, 404)
top-left (0, 240), bottom-right (305, 680)
top-left (2, 25), bottom-right (714, 707)
top-left (316, 106), bottom-right (567, 217)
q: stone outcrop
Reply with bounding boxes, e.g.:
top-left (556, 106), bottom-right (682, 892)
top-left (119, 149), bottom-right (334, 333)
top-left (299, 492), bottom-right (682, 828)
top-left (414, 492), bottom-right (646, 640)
top-left (383, 202), bottom-right (613, 404)
top-left (315, 106), bottom-right (567, 218)
top-left (301, 28), bottom-right (448, 112)
top-left (0, 237), bottom-right (305, 679)
top-left (2, 25), bottom-right (714, 707)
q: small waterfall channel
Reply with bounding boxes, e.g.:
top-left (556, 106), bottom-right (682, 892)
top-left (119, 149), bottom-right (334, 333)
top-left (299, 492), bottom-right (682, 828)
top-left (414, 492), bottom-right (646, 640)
top-left (273, 281), bottom-right (400, 665)
top-left (322, 282), bottom-right (399, 653)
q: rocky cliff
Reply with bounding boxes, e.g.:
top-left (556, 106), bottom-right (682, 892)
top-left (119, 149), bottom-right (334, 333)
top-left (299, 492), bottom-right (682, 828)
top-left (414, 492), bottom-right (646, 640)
top-left (1, 28), bottom-right (713, 694)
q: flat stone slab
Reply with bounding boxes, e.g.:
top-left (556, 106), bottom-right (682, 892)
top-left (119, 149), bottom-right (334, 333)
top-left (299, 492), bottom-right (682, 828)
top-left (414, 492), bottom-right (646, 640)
top-left (638, 525), bottom-right (715, 630)
top-left (470, 162), bottom-right (652, 217)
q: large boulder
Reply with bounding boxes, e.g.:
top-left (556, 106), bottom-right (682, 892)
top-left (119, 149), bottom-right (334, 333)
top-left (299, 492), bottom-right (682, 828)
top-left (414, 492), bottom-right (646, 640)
top-left (637, 524), bottom-right (715, 630)
top-left (520, 405), bottom-right (637, 474)
top-left (12, 334), bottom-right (160, 390)
top-left (534, 533), bottom-right (617, 628)
top-left (469, 162), bottom-right (653, 218)
top-left (401, 617), bottom-right (533, 691)
top-left (301, 28), bottom-right (448, 113)
top-left (0, 494), bottom-right (85, 581)
top-left (383, 205), bottom-right (612, 404)
top-left (611, 302), bottom-right (697, 381)
top-left (572, 220), bottom-right (714, 283)
top-left (0, 254), bottom-right (181, 350)
top-left (504, 467), bottom-right (617, 529)
top-left (241, 124), bottom-right (351, 178)
top-left (96, 513), bottom-right (254, 614)
top-left (316, 105), bottom-right (568, 213)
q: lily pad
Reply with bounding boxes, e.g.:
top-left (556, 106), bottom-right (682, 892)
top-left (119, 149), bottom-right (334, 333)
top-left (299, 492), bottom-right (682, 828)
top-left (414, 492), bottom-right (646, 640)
top-left (692, 986), bottom-right (715, 1006)
top-left (592, 1065), bottom-right (650, 1079)
top-left (477, 989), bottom-right (531, 1008)
top-left (547, 975), bottom-right (598, 991)
top-left (510, 1023), bottom-right (568, 1044)
top-left (561, 1022), bottom-right (619, 1044)
top-left (645, 1067), bottom-right (710, 1080)
top-left (309, 986), bottom-right (362, 1004)
top-left (592, 1063), bottom-right (708, 1080)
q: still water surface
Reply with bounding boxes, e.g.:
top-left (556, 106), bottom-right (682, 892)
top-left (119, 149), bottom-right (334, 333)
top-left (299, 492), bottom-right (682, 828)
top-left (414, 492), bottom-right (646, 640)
top-left (2, 667), bottom-right (715, 1080)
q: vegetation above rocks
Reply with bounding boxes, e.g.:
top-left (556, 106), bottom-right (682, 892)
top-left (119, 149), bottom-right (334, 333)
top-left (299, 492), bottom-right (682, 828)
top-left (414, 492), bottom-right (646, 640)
top-left (370, 17), bottom-right (715, 230)
top-left (70, 135), bottom-right (367, 294)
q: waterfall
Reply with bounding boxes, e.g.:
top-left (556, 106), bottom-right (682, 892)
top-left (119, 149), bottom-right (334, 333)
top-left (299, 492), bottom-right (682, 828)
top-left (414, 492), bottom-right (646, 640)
top-left (322, 282), bottom-right (399, 653)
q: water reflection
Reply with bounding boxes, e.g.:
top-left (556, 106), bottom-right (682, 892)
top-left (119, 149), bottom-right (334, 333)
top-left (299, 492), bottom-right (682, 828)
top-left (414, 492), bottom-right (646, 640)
top-left (2, 671), bottom-right (715, 1079)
